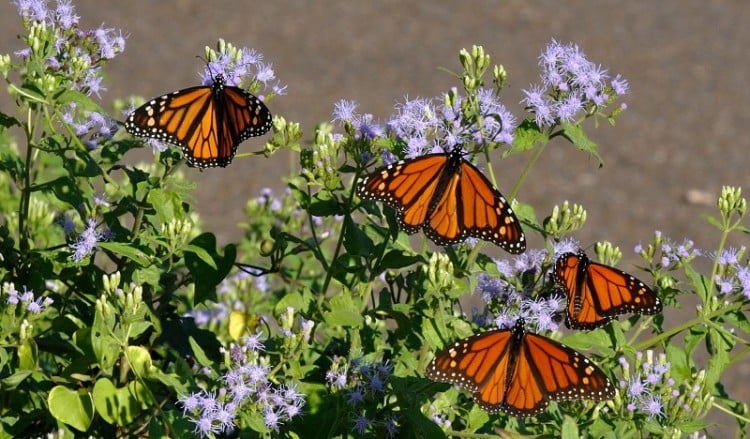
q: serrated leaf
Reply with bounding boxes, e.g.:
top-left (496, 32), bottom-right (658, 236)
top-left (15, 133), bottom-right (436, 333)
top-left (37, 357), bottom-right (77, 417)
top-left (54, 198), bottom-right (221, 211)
top-left (323, 293), bottom-right (363, 328)
top-left (323, 309), bottom-right (363, 327)
top-left (561, 122), bottom-right (603, 166)
top-left (275, 291), bottom-right (309, 315)
top-left (506, 119), bottom-right (548, 156)
top-left (562, 329), bottom-right (610, 351)
top-left (0, 111), bottom-right (20, 128)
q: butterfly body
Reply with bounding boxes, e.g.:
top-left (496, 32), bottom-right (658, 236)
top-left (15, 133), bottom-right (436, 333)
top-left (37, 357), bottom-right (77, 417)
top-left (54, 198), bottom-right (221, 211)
top-left (125, 74), bottom-right (272, 168)
top-left (357, 148), bottom-right (525, 253)
top-left (427, 318), bottom-right (614, 416)
top-left (554, 250), bottom-right (663, 330)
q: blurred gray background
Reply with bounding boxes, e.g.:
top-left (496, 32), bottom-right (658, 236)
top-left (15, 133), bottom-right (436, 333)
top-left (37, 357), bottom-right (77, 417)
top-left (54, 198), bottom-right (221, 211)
top-left (1, 0), bottom-right (748, 433)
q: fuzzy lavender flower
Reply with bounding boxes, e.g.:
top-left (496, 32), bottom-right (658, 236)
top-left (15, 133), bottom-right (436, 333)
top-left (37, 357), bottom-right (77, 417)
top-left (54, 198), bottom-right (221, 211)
top-left (69, 218), bottom-right (103, 262)
top-left (522, 39), bottom-right (628, 129)
top-left (180, 333), bottom-right (305, 437)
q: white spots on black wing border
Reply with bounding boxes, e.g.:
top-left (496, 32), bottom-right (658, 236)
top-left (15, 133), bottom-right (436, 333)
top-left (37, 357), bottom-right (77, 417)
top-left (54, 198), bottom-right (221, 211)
top-left (426, 324), bottom-right (615, 417)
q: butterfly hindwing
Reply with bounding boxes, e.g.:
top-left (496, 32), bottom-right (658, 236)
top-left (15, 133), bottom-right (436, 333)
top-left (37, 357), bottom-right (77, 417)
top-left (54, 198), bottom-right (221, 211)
top-left (427, 319), bottom-right (614, 416)
top-left (125, 74), bottom-right (272, 168)
top-left (555, 250), bottom-right (663, 330)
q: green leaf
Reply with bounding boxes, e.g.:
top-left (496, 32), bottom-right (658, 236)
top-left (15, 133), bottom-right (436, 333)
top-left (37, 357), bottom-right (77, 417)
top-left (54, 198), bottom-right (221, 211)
top-left (506, 119), bottom-right (548, 156)
top-left (92, 378), bottom-right (149, 426)
top-left (189, 336), bottom-right (213, 368)
top-left (1, 370), bottom-right (32, 389)
top-left (674, 420), bottom-right (714, 434)
top-left (185, 234), bottom-right (236, 303)
top-left (561, 415), bottom-right (580, 439)
top-left (308, 192), bottom-right (344, 216)
top-left (184, 244), bottom-right (217, 270)
top-left (48, 386), bottom-right (94, 432)
top-left (17, 339), bottom-right (38, 370)
top-left (98, 242), bottom-right (150, 266)
top-left (561, 122), bottom-right (603, 166)
top-left (126, 346), bottom-right (153, 378)
top-left (512, 200), bottom-right (539, 232)
top-left (466, 405), bottom-right (490, 432)
top-left (147, 189), bottom-right (181, 225)
top-left (343, 216), bottom-right (374, 256)
top-left (377, 250), bottom-right (422, 270)
top-left (323, 293), bottom-right (363, 328)
top-left (275, 291), bottom-right (310, 315)
top-left (0, 111), bottom-right (20, 128)
top-left (91, 308), bottom-right (120, 372)
top-left (562, 329), bottom-right (610, 351)
top-left (128, 320), bottom-right (154, 340)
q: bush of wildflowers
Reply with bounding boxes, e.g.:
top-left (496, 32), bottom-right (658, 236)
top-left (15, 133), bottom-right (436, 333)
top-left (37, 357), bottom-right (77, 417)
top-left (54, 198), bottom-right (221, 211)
top-left (0, 1), bottom-right (748, 437)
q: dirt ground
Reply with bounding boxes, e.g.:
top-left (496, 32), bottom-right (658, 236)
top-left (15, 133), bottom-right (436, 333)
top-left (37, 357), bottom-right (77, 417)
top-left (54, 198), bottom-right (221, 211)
top-left (1, 0), bottom-right (748, 434)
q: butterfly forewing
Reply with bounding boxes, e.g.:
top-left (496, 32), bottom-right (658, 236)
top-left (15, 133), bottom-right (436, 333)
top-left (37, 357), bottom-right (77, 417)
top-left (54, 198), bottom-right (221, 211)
top-left (427, 329), bottom-right (513, 393)
top-left (357, 154), bottom-right (447, 234)
top-left (125, 74), bottom-right (272, 169)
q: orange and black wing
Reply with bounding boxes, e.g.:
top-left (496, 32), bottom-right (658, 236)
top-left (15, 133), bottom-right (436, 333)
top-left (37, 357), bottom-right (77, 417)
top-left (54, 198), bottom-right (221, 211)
top-left (554, 250), bottom-right (663, 330)
top-left (356, 153), bottom-right (449, 235)
top-left (427, 319), bottom-right (614, 416)
top-left (125, 74), bottom-right (271, 168)
top-left (357, 148), bottom-right (525, 252)
top-left (446, 159), bottom-right (525, 253)
top-left (515, 331), bottom-right (614, 415)
top-left (426, 327), bottom-right (515, 405)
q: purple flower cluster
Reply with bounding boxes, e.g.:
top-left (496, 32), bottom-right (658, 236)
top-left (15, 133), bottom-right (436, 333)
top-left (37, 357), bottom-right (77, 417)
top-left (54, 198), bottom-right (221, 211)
top-left (617, 350), bottom-right (708, 425)
top-left (522, 39), bottom-right (628, 129)
top-left (618, 351), bottom-right (673, 419)
top-left (711, 247), bottom-right (750, 300)
top-left (11, 0), bottom-right (128, 150)
top-left (387, 88), bottom-right (516, 158)
top-left (199, 45), bottom-right (286, 97)
top-left (475, 240), bottom-right (587, 332)
top-left (13, 0), bottom-right (126, 90)
top-left (332, 85), bottom-right (516, 164)
top-left (179, 334), bottom-right (305, 436)
top-left (332, 99), bottom-right (386, 143)
top-left (61, 104), bottom-right (119, 149)
top-left (3, 282), bottom-right (53, 314)
top-left (68, 218), bottom-right (105, 262)
top-left (325, 357), bottom-right (400, 437)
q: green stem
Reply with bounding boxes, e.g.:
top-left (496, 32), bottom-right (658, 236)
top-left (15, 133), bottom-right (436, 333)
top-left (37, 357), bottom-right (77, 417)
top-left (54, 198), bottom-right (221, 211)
top-left (18, 108), bottom-right (36, 254)
top-left (633, 301), bottom-right (744, 351)
top-left (319, 190), bottom-right (351, 298)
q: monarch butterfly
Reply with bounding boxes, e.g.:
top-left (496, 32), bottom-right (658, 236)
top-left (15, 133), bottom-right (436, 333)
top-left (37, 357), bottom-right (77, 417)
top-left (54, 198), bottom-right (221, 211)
top-left (426, 318), bottom-right (614, 416)
top-left (356, 147), bottom-right (525, 253)
top-left (124, 74), bottom-right (272, 168)
top-left (554, 249), bottom-right (663, 330)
